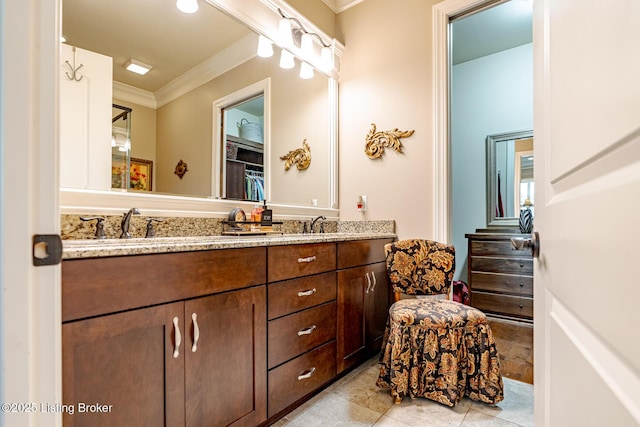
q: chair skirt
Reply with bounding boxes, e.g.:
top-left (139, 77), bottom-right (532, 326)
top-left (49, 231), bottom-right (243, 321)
top-left (376, 298), bottom-right (504, 407)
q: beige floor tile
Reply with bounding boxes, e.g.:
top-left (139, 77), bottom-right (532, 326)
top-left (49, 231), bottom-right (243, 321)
top-left (461, 409), bottom-right (524, 427)
top-left (470, 378), bottom-right (534, 427)
top-left (381, 396), bottom-right (471, 427)
top-left (284, 392), bottom-right (384, 427)
top-left (333, 360), bottom-right (396, 415)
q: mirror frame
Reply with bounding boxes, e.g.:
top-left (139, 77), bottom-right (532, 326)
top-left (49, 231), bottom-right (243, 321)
top-left (60, 0), bottom-right (343, 220)
top-left (485, 129), bottom-right (533, 228)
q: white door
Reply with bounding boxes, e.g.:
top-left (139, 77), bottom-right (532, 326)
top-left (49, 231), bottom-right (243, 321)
top-left (1, 1), bottom-right (61, 426)
top-left (534, 0), bottom-right (640, 425)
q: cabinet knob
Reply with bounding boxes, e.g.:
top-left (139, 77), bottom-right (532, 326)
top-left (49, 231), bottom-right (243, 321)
top-left (519, 304), bottom-right (524, 309)
top-left (172, 317), bottom-right (181, 359)
top-left (191, 313), bottom-right (200, 353)
top-left (297, 325), bottom-right (317, 336)
top-left (297, 288), bottom-right (317, 297)
top-left (297, 367), bottom-right (316, 381)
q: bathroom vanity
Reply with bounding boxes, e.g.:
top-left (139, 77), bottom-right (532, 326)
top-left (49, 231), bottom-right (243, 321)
top-left (61, 233), bottom-right (394, 426)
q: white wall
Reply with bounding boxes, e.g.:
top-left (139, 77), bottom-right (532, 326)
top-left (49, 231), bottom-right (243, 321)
top-left (451, 43), bottom-right (533, 280)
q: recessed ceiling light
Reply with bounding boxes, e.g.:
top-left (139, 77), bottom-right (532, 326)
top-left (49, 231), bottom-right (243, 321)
top-left (176, 0), bottom-right (198, 14)
top-left (125, 59), bottom-right (153, 75)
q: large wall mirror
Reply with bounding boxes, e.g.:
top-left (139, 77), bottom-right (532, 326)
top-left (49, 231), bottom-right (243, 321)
top-left (60, 0), bottom-right (339, 217)
top-left (486, 130), bottom-right (534, 227)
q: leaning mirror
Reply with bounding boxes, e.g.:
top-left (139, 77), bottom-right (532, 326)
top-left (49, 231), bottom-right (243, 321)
top-left (486, 130), bottom-right (534, 227)
top-left (61, 0), bottom-right (336, 211)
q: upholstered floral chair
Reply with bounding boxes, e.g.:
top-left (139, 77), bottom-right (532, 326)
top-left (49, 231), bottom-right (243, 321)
top-left (376, 239), bottom-right (504, 407)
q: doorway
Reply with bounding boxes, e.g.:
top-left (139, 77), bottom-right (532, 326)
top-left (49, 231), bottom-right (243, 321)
top-left (439, 0), bottom-right (534, 385)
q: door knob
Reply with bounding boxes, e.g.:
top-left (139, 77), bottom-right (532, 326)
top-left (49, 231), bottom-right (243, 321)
top-left (511, 232), bottom-right (540, 258)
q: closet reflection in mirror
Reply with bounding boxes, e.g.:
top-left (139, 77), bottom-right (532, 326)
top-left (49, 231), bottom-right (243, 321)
top-left (486, 130), bottom-right (534, 227)
top-left (222, 95), bottom-right (265, 201)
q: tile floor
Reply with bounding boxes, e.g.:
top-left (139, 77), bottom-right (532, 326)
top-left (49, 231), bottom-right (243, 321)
top-left (272, 357), bottom-right (534, 427)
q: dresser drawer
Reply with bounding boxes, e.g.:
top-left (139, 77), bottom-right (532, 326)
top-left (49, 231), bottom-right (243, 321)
top-left (268, 271), bottom-right (336, 320)
top-left (470, 240), bottom-right (531, 257)
top-left (268, 302), bottom-right (336, 369)
top-left (268, 341), bottom-right (336, 418)
top-left (268, 243), bottom-right (336, 282)
top-left (470, 256), bottom-right (533, 275)
top-left (470, 272), bottom-right (533, 296)
top-left (337, 239), bottom-right (393, 269)
top-left (472, 291), bottom-right (533, 319)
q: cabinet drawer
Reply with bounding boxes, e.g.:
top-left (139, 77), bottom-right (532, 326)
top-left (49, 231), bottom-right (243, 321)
top-left (470, 256), bottom-right (533, 275)
top-left (472, 292), bottom-right (533, 319)
top-left (268, 302), bottom-right (336, 369)
top-left (337, 239), bottom-right (393, 269)
top-left (62, 247), bottom-right (266, 322)
top-left (268, 341), bottom-right (336, 418)
top-left (268, 272), bottom-right (336, 320)
top-left (470, 240), bottom-right (531, 257)
top-left (470, 272), bottom-right (533, 296)
top-left (268, 243), bottom-right (336, 282)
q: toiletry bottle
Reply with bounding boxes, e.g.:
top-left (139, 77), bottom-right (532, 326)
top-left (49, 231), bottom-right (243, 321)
top-left (261, 200), bottom-right (273, 231)
top-left (251, 204), bottom-right (262, 231)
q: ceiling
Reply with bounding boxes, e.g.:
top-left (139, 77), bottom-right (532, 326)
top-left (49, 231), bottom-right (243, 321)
top-left (62, 0), bottom-right (252, 93)
top-left (452, 0), bottom-right (533, 65)
top-left (62, 0), bottom-right (532, 93)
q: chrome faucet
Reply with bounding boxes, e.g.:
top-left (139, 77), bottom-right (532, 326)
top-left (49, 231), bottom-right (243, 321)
top-left (310, 215), bottom-right (326, 233)
top-left (120, 208), bottom-right (140, 239)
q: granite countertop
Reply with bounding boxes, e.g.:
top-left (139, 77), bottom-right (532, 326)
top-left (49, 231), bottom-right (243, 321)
top-left (62, 232), bottom-right (397, 259)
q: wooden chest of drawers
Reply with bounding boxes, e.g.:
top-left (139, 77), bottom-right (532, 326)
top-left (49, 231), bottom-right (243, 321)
top-left (266, 243), bottom-right (337, 417)
top-left (466, 232), bottom-right (533, 323)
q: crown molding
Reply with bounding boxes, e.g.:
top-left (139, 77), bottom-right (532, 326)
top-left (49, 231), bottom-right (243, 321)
top-left (113, 81), bottom-right (156, 109)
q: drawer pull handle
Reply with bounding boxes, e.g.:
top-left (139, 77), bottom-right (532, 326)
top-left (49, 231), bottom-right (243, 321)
top-left (173, 316), bottom-right (181, 359)
top-left (520, 282), bottom-right (524, 287)
top-left (297, 367), bottom-right (316, 380)
top-left (297, 325), bottom-right (317, 336)
top-left (191, 313), bottom-right (200, 353)
top-left (297, 288), bottom-right (317, 297)
top-left (365, 272), bottom-right (372, 294)
top-left (519, 304), bottom-right (524, 309)
top-left (298, 255), bottom-right (317, 263)
top-left (370, 271), bottom-right (377, 291)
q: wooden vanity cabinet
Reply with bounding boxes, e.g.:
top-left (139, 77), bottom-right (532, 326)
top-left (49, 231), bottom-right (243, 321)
top-left (62, 248), bottom-right (267, 427)
top-left (266, 244), bottom-right (337, 418)
top-left (466, 232), bottom-right (534, 323)
top-left (336, 239), bottom-right (392, 373)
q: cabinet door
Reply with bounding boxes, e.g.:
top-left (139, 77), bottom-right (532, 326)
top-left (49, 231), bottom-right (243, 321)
top-left (62, 302), bottom-right (185, 427)
top-left (336, 265), bottom-right (368, 373)
top-left (365, 261), bottom-right (390, 352)
top-left (185, 286), bottom-right (267, 427)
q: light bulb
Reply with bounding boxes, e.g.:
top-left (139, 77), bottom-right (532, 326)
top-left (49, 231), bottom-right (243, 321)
top-left (257, 35), bottom-right (274, 58)
top-left (176, 0), bottom-right (198, 14)
top-left (320, 46), bottom-right (334, 71)
top-left (279, 49), bottom-right (295, 69)
top-left (301, 33), bottom-right (314, 57)
top-left (299, 62), bottom-right (314, 79)
top-left (279, 18), bottom-right (293, 46)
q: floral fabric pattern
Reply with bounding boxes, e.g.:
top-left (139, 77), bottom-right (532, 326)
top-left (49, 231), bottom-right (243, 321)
top-left (377, 239), bottom-right (504, 407)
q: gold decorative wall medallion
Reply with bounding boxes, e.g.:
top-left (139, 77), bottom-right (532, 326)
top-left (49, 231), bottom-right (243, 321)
top-left (174, 159), bottom-right (188, 179)
top-left (364, 123), bottom-right (415, 159)
top-left (280, 139), bottom-right (311, 171)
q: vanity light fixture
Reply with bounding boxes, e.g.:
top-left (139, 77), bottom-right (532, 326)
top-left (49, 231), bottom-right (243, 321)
top-left (125, 58), bottom-right (153, 75)
top-left (257, 35), bottom-right (274, 58)
top-left (299, 62), bottom-right (314, 79)
top-left (176, 0), bottom-right (198, 14)
top-left (277, 9), bottom-right (335, 72)
top-left (279, 49), bottom-right (295, 69)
